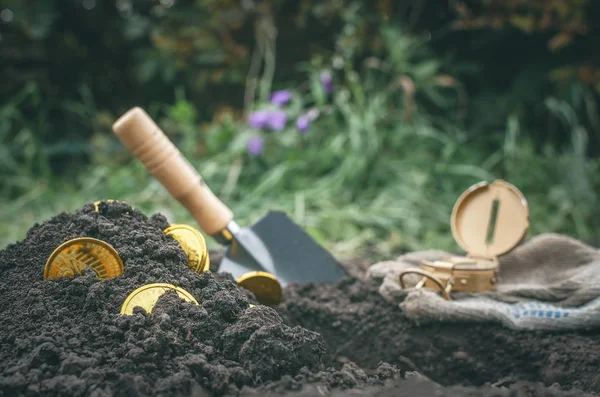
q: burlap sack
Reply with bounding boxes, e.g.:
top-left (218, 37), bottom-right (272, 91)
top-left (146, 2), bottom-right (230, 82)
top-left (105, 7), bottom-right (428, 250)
top-left (366, 233), bottom-right (600, 330)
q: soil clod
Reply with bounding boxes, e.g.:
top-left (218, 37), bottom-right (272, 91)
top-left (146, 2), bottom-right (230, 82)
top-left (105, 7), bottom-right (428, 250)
top-left (0, 202), bottom-right (326, 396)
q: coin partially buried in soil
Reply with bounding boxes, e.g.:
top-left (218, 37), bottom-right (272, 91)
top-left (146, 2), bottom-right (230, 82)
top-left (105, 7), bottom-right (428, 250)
top-left (120, 283), bottom-right (199, 315)
top-left (93, 199), bottom-right (132, 214)
top-left (94, 199), bottom-right (117, 212)
top-left (237, 271), bottom-right (283, 306)
top-left (164, 224), bottom-right (210, 274)
top-left (44, 237), bottom-right (124, 281)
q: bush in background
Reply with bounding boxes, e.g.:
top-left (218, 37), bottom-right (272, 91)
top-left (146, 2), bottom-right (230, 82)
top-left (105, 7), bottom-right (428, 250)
top-left (1, 0), bottom-right (599, 255)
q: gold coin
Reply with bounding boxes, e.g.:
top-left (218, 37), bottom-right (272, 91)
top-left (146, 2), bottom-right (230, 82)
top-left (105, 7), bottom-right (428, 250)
top-left (93, 200), bottom-right (132, 214)
top-left (120, 283), bottom-right (199, 315)
top-left (236, 271), bottom-right (282, 306)
top-left (164, 224), bottom-right (210, 274)
top-left (44, 237), bottom-right (124, 281)
top-left (93, 199), bottom-right (117, 212)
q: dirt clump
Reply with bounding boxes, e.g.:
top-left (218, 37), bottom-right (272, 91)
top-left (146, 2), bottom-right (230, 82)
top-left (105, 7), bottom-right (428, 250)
top-left (0, 202), bottom-right (329, 396)
top-left (276, 277), bottom-right (600, 394)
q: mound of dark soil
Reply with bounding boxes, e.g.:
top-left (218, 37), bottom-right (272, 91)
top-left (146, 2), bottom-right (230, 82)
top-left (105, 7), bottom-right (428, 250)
top-left (0, 201), bottom-right (598, 397)
top-left (274, 273), bottom-right (600, 395)
top-left (0, 202), bottom-right (364, 396)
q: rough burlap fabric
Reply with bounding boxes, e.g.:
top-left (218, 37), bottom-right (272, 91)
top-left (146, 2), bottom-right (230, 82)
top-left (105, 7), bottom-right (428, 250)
top-left (366, 233), bottom-right (600, 330)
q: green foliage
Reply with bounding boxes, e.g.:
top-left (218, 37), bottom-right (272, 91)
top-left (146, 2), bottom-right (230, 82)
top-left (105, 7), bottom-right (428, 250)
top-left (0, 83), bottom-right (51, 199)
top-left (1, 0), bottom-right (599, 259)
top-left (452, 0), bottom-right (590, 51)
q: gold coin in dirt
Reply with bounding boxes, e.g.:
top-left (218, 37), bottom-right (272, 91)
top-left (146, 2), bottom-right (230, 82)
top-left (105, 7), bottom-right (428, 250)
top-left (94, 199), bottom-right (116, 212)
top-left (94, 199), bottom-right (132, 214)
top-left (44, 237), bottom-right (124, 281)
top-left (120, 283), bottom-right (199, 315)
top-left (236, 271), bottom-right (282, 306)
top-left (164, 224), bottom-right (210, 274)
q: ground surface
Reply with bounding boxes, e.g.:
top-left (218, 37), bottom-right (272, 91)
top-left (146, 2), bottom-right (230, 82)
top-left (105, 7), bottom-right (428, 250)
top-left (0, 202), bottom-right (598, 397)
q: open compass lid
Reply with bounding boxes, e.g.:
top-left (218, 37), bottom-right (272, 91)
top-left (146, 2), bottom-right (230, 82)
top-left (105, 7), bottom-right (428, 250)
top-left (450, 179), bottom-right (530, 259)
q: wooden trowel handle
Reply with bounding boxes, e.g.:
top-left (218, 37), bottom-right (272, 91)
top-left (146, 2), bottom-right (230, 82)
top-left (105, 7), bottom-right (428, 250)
top-left (112, 107), bottom-right (233, 235)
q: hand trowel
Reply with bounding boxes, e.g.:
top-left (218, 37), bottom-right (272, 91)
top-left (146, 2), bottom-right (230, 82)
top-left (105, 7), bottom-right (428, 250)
top-left (111, 107), bottom-right (347, 287)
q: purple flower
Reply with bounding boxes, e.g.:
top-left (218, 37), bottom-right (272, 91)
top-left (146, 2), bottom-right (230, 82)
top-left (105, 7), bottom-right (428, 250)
top-left (264, 110), bottom-right (287, 131)
top-left (247, 136), bottom-right (264, 156)
top-left (247, 110), bottom-right (288, 131)
top-left (296, 115), bottom-right (310, 132)
top-left (248, 111), bottom-right (270, 128)
top-left (296, 109), bottom-right (319, 133)
top-left (320, 71), bottom-right (333, 93)
top-left (270, 90), bottom-right (292, 106)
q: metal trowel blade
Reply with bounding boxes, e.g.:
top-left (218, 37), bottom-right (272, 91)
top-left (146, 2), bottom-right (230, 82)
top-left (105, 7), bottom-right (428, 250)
top-left (218, 211), bottom-right (347, 287)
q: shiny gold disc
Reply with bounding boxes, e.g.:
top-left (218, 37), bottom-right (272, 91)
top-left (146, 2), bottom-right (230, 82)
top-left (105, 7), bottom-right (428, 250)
top-left (44, 237), bottom-right (124, 281)
top-left (94, 199), bottom-right (117, 212)
top-left (164, 224), bottom-right (210, 274)
top-left (236, 271), bottom-right (282, 306)
top-left (93, 199), bottom-right (132, 214)
top-left (120, 283), bottom-right (199, 315)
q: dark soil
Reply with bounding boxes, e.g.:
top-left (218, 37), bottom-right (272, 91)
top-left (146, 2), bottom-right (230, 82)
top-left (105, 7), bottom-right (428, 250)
top-left (274, 280), bottom-right (600, 396)
top-left (0, 201), bottom-right (599, 397)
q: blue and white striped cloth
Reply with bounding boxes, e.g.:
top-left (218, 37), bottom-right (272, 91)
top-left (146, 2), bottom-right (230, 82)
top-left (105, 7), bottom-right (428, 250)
top-left (401, 290), bottom-right (600, 330)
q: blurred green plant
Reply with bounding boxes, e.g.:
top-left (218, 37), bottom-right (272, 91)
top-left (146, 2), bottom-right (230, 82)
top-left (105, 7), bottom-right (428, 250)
top-left (1, 0), bottom-right (599, 260)
top-left (0, 83), bottom-right (51, 199)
